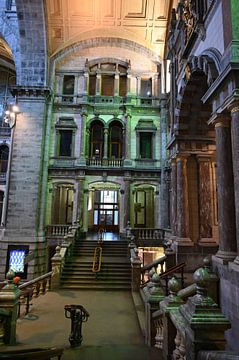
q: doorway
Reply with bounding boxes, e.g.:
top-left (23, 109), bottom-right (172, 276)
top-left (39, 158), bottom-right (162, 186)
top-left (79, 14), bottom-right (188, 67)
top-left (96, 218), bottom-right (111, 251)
top-left (93, 190), bottom-right (119, 232)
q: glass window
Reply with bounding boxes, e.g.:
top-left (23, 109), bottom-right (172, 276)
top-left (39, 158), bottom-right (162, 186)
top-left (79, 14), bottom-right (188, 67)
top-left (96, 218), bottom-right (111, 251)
top-left (119, 75), bottom-right (127, 96)
top-left (140, 133), bottom-right (152, 159)
top-left (59, 130), bottom-right (72, 157)
top-left (89, 75), bottom-right (96, 95)
top-left (141, 78), bottom-right (152, 97)
top-left (63, 75), bottom-right (75, 95)
top-left (102, 75), bottom-right (114, 96)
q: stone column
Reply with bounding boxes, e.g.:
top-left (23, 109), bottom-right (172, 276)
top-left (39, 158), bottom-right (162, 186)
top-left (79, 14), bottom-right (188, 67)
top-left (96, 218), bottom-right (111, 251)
top-left (171, 158), bottom-right (177, 236)
top-left (124, 177), bottom-right (131, 229)
top-left (103, 127), bottom-right (109, 160)
top-left (77, 179), bottom-right (84, 226)
top-left (96, 73), bottom-right (101, 95)
top-left (176, 155), bottom-right (191, 243)
top-left (230, 103), bottom-right (239, 265)
top-left (83, 72), bottom-right (89, 95)
top-left (127, 72), bottom-right (132, 95)
top-left (85, 127), bottom-right (90, 160)
top-left (83, 189), bottom-right (89, 233)
top-left (197, 156), bottom-right (214, 244)
top-left (212, 115), bottom-right (237, 261)
top-left (114, 73), bottom-right (119, 96)
top-left (124, 114), bottom-right (132, 166)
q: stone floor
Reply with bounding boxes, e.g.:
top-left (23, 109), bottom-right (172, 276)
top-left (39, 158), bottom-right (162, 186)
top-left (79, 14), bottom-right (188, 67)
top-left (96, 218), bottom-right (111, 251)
top-left (4, 290), bottom-right (161, 359)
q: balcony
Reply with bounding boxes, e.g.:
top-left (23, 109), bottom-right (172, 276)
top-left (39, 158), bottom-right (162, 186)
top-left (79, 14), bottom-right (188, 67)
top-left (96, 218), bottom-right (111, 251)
top-left (86, 158), bottom-right (123, 168)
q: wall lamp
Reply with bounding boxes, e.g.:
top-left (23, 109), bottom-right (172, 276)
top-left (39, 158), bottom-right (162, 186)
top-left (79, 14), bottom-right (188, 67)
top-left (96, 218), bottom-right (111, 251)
top-left (3, 103), bottom-right (19, 129)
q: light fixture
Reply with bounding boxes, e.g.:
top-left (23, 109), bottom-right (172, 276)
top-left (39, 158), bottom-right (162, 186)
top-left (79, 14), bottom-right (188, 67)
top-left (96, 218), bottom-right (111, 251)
top-left (3, 101), bottom-right (19, 129)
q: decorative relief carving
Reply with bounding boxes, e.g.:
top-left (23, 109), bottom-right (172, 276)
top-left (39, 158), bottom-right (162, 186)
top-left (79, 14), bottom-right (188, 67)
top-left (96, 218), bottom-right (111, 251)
top-left (183, 0), bottom-right (197, 44)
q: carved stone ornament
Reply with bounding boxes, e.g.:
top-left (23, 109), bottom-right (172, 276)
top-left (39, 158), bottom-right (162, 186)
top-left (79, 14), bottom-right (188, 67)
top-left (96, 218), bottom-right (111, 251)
top-left (183, 0), bottom-right (197, 44)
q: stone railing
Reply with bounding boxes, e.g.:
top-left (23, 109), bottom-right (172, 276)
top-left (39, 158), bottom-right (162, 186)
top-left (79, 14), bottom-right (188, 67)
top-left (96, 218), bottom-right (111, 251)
top-left (86, 158), bottom-right (123, 167)
top-left (51, 224), bottom-right (80, 289)
top-left (18, 272), bottom-right (52, 317)
top-left (46, 224), bottom-right (71, 237)
top-left (132, 228), bottom-right (165, 243)
top-left (151, 267), bottom-right (231, 359)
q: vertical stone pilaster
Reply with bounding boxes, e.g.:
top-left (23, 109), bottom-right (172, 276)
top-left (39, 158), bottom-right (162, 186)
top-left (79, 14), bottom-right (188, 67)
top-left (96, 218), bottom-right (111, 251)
top-left (197, 156), bottom-right (214, 245)
top-left (83, 72), bottom-right (89, 95)
top-left (83, 189), bottom-right (89, 233)
top-left (229, 103), bottom-right (239, 265)
top-left (211, 115), bottom-right (237, 261)
top-left (171, 158), bottom-right (177, 236)
top-left (80, 113), bottom-right (87, 159)
top-left (176, 155), bottom-right (191, 243)
top-left (85, 127), bottom-right (90, 159)
top-left (77, 179), bottom-right (85, 226)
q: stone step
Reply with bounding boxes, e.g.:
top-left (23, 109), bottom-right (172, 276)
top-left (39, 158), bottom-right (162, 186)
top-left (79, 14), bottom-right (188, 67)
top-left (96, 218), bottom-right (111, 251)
top-left (60, 284), bottom-right (131, 290)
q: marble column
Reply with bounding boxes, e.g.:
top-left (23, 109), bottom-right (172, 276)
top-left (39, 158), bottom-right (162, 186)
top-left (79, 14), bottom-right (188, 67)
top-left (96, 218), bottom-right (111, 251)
top-left (85, 128), bottom-right (90, 159)
top-left (197, 156), bottom-right (213, 244)
top-left (77, 179), bottom-right (84, 226)
top-left (83, 72), bottom-right (89, 95)
top-left (176, 156), bottom-right (191, 243)
top-left (124, 178), bottom-right (131, 229)
top-left (103, 128), bottom-right (109, 160)
top-left (230, 103), bottom-right (239, 264)
top-left (212, 115), bottom-right (237, 261)
top-left (171, 158), bottom-right (177, 236)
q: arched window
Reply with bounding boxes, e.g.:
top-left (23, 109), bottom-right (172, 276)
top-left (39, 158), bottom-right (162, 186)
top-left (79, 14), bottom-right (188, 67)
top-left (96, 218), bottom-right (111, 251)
top-left (0, 145), bottom-right (9, 172)
top-left (109, 122), bottom-right (123, 159)
top-left (90, 121), bottom-right (104, 159)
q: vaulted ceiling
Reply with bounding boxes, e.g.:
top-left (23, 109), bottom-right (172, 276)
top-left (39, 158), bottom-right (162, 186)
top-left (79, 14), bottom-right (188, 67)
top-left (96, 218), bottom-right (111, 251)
top-left (45, 0), bottom-right (175, 59)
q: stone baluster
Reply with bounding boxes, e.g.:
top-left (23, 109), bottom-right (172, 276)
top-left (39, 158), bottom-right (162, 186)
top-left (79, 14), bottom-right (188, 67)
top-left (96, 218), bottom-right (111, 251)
top-left (33, 283), bottom-right (38, 298)
top-left (145, 273), bottom-right (165, 346)
top-left (154, 318), bottom-right (163, 349)
top-left (39, 280), bottom-right (44, 295)
top-left (46, 277), bottom-right (51, 292)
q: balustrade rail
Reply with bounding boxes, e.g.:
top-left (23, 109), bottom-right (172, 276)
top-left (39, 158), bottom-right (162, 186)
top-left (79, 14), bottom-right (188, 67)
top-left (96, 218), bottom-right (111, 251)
top-left (141, 255), bottom-right (167, 285)
top-left (132, 228), bottom-right (165, 244)
top-left (18, 271), bottom-right (52, 316)
top-left (46, 224), bottom-right (70, 237)
top-left (86, 158), bottom-right (123, 167)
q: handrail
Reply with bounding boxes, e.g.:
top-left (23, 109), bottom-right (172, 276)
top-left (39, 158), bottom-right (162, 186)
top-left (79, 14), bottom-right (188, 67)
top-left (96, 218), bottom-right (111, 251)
top-left (160, 262), bottom-right (186, 295)
top-left (19, 272), bottom-right (52, 290)
top-left (18, 271), bottom-right (52, 316)
top-left (92, 246), bottom-right (103, 274)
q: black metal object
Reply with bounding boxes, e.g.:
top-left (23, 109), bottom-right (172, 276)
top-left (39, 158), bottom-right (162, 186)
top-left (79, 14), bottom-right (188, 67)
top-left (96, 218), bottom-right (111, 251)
top-left (64, 304), bottom-right (89, 347)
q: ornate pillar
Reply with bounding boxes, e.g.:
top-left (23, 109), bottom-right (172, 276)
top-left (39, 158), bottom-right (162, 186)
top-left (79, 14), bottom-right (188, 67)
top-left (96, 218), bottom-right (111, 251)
top-left (210, 114), bottom-right (237, 261)
top-left (83, 189), bottom-right (89, 233)
top-left (197, 156), bottom-right (214, 245)
top-left (127, 72), bottom-right (132, 95)
top-left (80, 113), bottom-right (87, 160)
top-left (124, 176), bottom-right (131, 229)
top-left (230, 103), bottom-right (239, 264)
top-left (124, 114), bottom-right (132, 166)
top-left (171, 158), bottom-right (177, 237)
top-left (77, 178), bottom-right (85, 226)
top-left (103, 127), bottom-right (109, 160)
top-left (176, 155), bottom-right (191, 243)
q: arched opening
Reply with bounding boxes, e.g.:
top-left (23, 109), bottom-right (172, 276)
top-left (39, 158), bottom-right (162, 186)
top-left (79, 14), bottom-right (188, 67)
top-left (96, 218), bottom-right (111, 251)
top-left (174, 68), bottom-right (217, 245)
top-left (89, 120), bottom-right (104, 160)
top-left (108, 121), bottom-right (123, 159)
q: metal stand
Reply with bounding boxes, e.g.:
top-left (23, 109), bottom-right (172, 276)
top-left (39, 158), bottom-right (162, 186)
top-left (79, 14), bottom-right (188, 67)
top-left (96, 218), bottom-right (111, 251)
top-left (64, 304), bottom-right (89, 347)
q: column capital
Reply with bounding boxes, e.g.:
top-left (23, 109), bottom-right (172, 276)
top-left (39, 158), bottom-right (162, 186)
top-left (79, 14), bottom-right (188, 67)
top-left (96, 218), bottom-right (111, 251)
top-left (208, 112), bottom-right (231, 128)
top-left (228, 101), bottom-right (239, 114)
top-left (176, 154), bottom-right (188, 162)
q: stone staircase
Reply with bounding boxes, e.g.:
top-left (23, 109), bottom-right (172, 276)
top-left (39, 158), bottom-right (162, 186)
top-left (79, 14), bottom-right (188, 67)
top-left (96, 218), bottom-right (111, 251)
top-left (60, 239), bottom-right (131, 290)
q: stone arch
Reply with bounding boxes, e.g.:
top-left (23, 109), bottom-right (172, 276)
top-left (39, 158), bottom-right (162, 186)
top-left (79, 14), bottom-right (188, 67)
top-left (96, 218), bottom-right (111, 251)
top-left (107, 117), bottom-right (125, 128)
top-left (87, 117), bottom-right (105, 129)
top-left (52, 37), bottom-right (161, 66)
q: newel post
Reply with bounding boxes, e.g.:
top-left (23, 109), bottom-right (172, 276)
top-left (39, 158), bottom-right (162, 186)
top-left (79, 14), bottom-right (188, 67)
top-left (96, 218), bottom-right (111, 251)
top-left (0, 269), bottom-right (21, 345)
top-left (130, 248), bottom-right (142, 291)
top-left (51, 246), bottom-right (62, 290)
